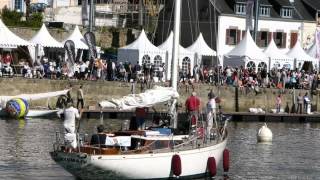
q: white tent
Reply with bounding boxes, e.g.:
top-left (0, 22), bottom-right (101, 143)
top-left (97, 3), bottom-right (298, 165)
top-left (224, 30), bottom-right (268, 72)
top-left (287, 41), bottom-right (318, 70)
top-left (158, 31), bottom-right (195, 80)
top-left (0, 19), bottom-right (33, 48)
top-left (264, 39), bottom-right (294, 70)
top-left (117, 29), bottom-right (165, 65)
top-left (186, 33), bottom-right (216, 65)
top-left (62, 25), bottom-right (88, 50)
top-left (30, 24), bottom-right (63, 48)
top-left (307, 43), bottom-right (317, 58)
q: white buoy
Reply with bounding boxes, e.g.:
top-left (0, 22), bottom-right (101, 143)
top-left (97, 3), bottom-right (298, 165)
top-left (257, 123), bottom-right (273, 142)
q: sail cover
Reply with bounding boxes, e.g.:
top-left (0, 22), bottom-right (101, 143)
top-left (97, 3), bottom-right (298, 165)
top-left (0, 89), bottom-right (69, 107)
top-left (99, 86), bottom-right (179, 110)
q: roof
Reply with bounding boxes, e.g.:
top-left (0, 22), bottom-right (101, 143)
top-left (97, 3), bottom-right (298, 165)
top-left (158, 31), bottom-right (194, 56)
top-left (286, 41), bottom-right (316, 61)
top-left (293, 0), bottom-right (315, 21)
top-left (264, 38), bottom-right (293, 60)
top-left (302, 0), bottom-right (320, 10)
top-left (120, 29), bottom-right (164, 53)
top-left (227, 30), bottom-right (268, 60)
top-left (186, 33), bottom-right (217, 56)
top-left (62, 26), bottom-right (88, 50)
top-left (0, 19), bottom-right (34, 48)
top-left (30, 24), bottom-right (63, 48)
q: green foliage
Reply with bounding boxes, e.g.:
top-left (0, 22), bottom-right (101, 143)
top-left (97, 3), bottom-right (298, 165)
top-left (103, 47), bottom-right (117, 54)
top-left (1, 7), bottom-right (43, 28)
top-left (1, 6), bottom-right (23, 26)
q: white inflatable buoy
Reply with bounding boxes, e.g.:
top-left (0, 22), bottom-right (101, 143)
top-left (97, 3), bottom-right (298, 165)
top-left (257, 123), bottom-right (273, 142)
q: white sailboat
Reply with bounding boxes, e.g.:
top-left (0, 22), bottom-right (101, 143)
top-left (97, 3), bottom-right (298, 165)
top-left (0, 89), bottom-right (69, 118)
top-left (50, 0), bottom-right (229, 179)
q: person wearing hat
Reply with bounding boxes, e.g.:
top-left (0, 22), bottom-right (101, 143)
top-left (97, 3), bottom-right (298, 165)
top-left (206, 90), bottom-right (216, 139)
top-left (57, 100), bottom-right (82, 149)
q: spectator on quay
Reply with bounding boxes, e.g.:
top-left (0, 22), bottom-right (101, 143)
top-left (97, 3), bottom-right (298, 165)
top-left (296, 93), bottom-right (303, 114)
top-left (276, 94), bottom-right (282, 113)
top-left (77, 85), bottom-right (84, 110)
top-left (303, 92), bottom-right (310, 113)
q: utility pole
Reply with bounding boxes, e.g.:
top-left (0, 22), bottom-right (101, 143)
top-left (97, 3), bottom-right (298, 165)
top-left (253, 0), bottom-right (259, 42)
top-left (89, 0), bottom-right (95, 32)
top-left (138, 0), bottom-right (144, 29)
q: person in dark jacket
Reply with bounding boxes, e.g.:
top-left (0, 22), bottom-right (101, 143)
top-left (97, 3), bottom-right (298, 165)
top-left (90, 124), bottom-right (106, 147)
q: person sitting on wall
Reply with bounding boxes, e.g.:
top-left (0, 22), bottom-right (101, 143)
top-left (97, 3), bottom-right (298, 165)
top-left (90, 124), bottom-right (107, 147)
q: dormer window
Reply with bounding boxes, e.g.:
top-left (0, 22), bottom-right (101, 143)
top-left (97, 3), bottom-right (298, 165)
top-left (259, 6), bottom-right (270, 17)
top-left (235, 3), bottom-right (246, 15)
top-left (281, 8), bottom-right (293, 18)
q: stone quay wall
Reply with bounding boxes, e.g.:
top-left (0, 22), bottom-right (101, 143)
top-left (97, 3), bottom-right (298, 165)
top-left (0, 78), bottom-right (318, 113)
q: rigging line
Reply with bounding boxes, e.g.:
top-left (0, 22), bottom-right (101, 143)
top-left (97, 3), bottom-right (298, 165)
top-left (166, 0), bottom-right (174, 39)
top-left (195, 0), bottom-right (200, 36)
top-left (161, 0), bottom-right (166, 43)
top-left (187, 0), bottom-right (194, 43)
top-left (209, 0), bottom-right (213, 67)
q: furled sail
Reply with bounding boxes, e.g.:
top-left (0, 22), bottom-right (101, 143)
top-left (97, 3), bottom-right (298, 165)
top-left (0, 89), bottom-right (70, 107)
top-left (99, 86), bottom-right (179, 110)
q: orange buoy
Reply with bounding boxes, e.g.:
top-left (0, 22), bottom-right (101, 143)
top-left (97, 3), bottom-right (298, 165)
top-left (171, 154), bottom-right (182, 176)
top-left (223, 149), bottom-right (230, 172)
top-left (207, 157), bottom-right (216, 177)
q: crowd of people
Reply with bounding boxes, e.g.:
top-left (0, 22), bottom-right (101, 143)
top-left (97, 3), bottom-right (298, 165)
top-left (1, 54), bottom-right (319, 94)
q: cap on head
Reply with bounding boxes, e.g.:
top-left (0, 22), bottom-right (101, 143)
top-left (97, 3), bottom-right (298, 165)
top-left (192, 92), bottom-right (196, 96)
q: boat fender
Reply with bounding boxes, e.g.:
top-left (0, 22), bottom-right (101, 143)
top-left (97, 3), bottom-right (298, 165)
top-left (207, 157), bottom-right (216, 177)
top-left (171, 154), bottom-right (181, 177)
top-left (223, 149), bottom-right (230, 172)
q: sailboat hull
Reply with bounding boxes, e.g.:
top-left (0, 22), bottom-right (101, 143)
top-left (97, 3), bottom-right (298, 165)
top-left (0, 108), bottom-right (58, 118)
top-left (51, 138), bottom-right (227, 179)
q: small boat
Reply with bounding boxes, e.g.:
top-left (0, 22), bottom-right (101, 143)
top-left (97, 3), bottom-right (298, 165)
top-left (0, 89), bottom-right (69, 118)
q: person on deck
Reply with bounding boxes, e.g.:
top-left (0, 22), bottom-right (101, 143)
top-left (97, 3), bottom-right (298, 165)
top-left (206, 91), bottom-right (216, 139)
top-left (185, 92), bottom-right (201, 128)
top-left (136, 107), bottom-right (147, 130)
top-left (57, 101), bottom-right (82, 149)
top-left (90, 124), bottom-right (107, 147)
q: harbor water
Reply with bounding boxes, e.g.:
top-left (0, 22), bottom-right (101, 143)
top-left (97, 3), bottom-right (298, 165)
top-left (0, 118), bottom-right (320, 179)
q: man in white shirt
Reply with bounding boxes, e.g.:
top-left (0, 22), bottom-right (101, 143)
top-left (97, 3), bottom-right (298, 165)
top-left (57, 100), bottom-right (82, 149)
top-left (206, 90), bottom-right (216, 139)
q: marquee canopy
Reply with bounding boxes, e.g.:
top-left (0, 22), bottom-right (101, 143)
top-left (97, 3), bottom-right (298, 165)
top-left (264, 38), bottom-right (294, 69)
top-left (226, 30), bottom-right (267, 61)
top-left (62, 25), bottom-right (88, 50)
top-left (117, 29), bottom-right (165, 65)
top-left (287, 41), bottom-right (317, 62)
top-left (0, 19), bottom-right (34, 48)
top-left (30, 24), bottom-right (63, 48)
top-left (158, 31), bottom-right (195, 79)
top-left (186, 33), bottom-right (216, 56)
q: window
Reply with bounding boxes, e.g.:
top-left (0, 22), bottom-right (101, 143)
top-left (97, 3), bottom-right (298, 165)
top-left (226, 29), bottom-right (241, 45)
top-left (246, 61), bottom-right (256, 72)
top-left (235, 3), bottom-right (246, 15)
top-left (273, 32), bottom-right (287, 48)
top-left (259, 6), bottom-right (270, 17)
top-left (258, 62), bottom-right (267, 72)
top-left (142, 55), bottom-right (151, 68)
top-left (153, 55), bottom-right (162, 72)
top-left (15, 0), bottom-right (23, 12)
top-left (182, 57), bottom-right (191, 74)
top-left (281, 8), bottom-right (293, 18)
top-left (273, 62), bottom-right (280, 69)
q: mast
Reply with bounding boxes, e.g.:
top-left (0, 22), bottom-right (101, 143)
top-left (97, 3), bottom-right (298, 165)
top-left (171, 0), bottom-right (181, 91)
top-left (253, 0), bottom-right (259, 42)
top-left (169, 0), bottom-right (181, 129)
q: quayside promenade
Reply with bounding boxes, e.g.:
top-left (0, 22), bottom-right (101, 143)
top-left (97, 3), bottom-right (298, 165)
top-left (1, 77), bottom-right (319, 113)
